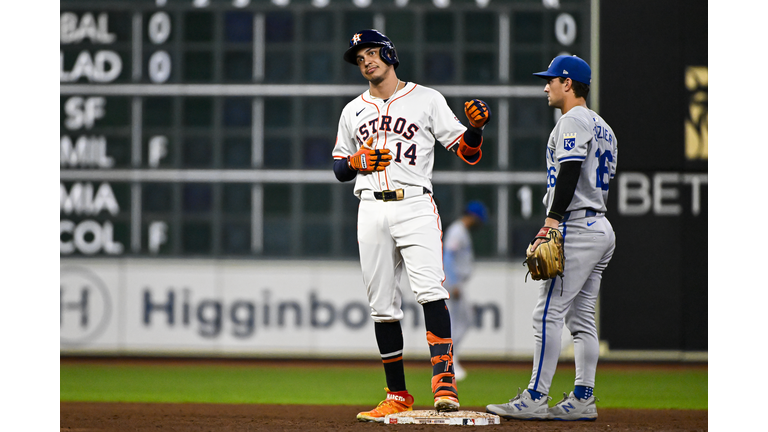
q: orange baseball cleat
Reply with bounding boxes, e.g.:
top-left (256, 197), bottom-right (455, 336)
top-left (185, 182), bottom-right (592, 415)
top-left (356, 388), bottom-right (414, 422)
top-left (434, 394), bottom-right (461, 412)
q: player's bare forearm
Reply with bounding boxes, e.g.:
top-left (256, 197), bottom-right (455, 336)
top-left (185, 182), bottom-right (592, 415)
top-left (544, 217), bottom-right (559, 228)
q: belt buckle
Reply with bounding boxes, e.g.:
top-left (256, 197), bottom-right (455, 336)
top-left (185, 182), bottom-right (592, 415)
top-left (382, 189), bottom-right (404, 202)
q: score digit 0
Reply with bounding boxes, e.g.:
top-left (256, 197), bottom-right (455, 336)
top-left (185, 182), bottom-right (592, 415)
top-left (148, 11), bottom-right (171, 83)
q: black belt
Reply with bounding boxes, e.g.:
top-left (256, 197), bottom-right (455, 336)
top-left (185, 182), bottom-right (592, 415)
top-left (373, 187), bottom-right (431, 202)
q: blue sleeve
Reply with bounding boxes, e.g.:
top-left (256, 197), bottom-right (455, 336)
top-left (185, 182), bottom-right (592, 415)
top-left (333, 158), bottom-right (357, 182)
top-left (443, 250), bottom-right (459, 287)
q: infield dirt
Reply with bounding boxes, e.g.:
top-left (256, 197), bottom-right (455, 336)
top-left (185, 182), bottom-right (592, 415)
top-left (60, 401), bottom-right (707, 431)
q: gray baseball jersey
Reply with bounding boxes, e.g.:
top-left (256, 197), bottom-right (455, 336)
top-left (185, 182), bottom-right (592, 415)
top-left (528, 106), bottom-right (618, 396)
top-left (443, 220), bottom-right (474, 289)
top-left (443, 219), bottom-right (474, 359)
top-left (543, 106), bottom-right (618, 213)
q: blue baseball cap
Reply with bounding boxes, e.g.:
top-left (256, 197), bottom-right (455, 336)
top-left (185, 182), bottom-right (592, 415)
top-left (465, 201), bottom-right (488, 224)
top-left (533, 55), bottom-right (591, 86)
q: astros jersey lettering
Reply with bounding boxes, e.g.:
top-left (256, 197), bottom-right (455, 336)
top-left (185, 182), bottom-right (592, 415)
top-left (333, 82), bottom-right (467, 196)
top-left (543, 106), bottom-right (618, 213)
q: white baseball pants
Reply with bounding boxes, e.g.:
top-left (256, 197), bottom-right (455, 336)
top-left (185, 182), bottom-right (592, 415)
top-left (357, 193), bottom-right (450, 322)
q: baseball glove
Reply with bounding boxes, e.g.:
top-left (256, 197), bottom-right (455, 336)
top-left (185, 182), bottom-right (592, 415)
top-left (348, 137), bottom-right (392, 172)
top-left (524, 227), bottom-right (565, 281)
top-left (464, 99), bottom-right (492, 128)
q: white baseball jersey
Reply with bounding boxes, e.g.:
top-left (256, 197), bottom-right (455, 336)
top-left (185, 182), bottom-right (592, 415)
top-left (543, 106), bottom-right (618, 213)
top-left (332, 82), bottom-right (467, 196)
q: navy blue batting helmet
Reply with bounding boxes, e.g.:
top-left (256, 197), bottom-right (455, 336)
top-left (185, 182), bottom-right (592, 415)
top-left (344, 29), bottom-right (399, 69)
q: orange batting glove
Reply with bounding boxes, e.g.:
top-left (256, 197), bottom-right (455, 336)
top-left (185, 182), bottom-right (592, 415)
top-left (464, 99), bottom-right (492, 129)
top-left (348, 137), bottom-right (392, 173)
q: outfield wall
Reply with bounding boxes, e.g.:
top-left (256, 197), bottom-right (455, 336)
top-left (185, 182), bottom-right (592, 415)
top-left (60, 259), bottom-right (579, 359)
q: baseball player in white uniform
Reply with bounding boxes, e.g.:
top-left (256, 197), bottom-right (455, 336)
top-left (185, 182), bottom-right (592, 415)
top-left (443, 201), bottom-right (488, 381)
top-left (486, 55), bottom-right (617, 421)
top-left (331, 30), bottom-right (491, 422)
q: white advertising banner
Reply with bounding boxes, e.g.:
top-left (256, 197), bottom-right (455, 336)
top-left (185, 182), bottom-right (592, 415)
top-left (60, 259), bottom-right (571, 359)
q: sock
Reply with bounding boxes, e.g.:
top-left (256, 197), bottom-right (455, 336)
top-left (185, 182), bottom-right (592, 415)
top-left (422, 300), bottom-right (457, 398)
top-left (374, 321), bottom-right (407, 392)
top-left (423, 300), bottom-right (452, 338)
top-left (574, 385), bottom-right (593, 400)
top-left (527, 389), bottom-right (544, 401)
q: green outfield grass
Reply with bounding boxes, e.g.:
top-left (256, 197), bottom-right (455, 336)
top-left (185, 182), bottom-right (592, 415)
top-left (60, 362), bottom-right (707, 410)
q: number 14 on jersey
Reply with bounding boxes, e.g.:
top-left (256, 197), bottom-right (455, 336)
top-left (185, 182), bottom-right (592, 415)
top-left (393, 142), bottom-right (417, 166)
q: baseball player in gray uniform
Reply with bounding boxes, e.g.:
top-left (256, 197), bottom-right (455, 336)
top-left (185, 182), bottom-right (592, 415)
top-left (443, 201), bottom-right (488, 381)
top-left (486, 55), bottom-right (617, 421)
top-left (331, 30), bottom-right (491, 422)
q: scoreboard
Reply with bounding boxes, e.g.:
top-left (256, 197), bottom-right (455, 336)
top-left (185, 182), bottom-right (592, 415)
top-left (60, 0), bottom-right (594, 259)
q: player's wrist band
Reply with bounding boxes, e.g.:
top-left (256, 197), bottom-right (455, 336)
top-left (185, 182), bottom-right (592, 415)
top-left (547, 211), bottom-right (564, 221)
top-left (463, 127), bottom-right (483, 147)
